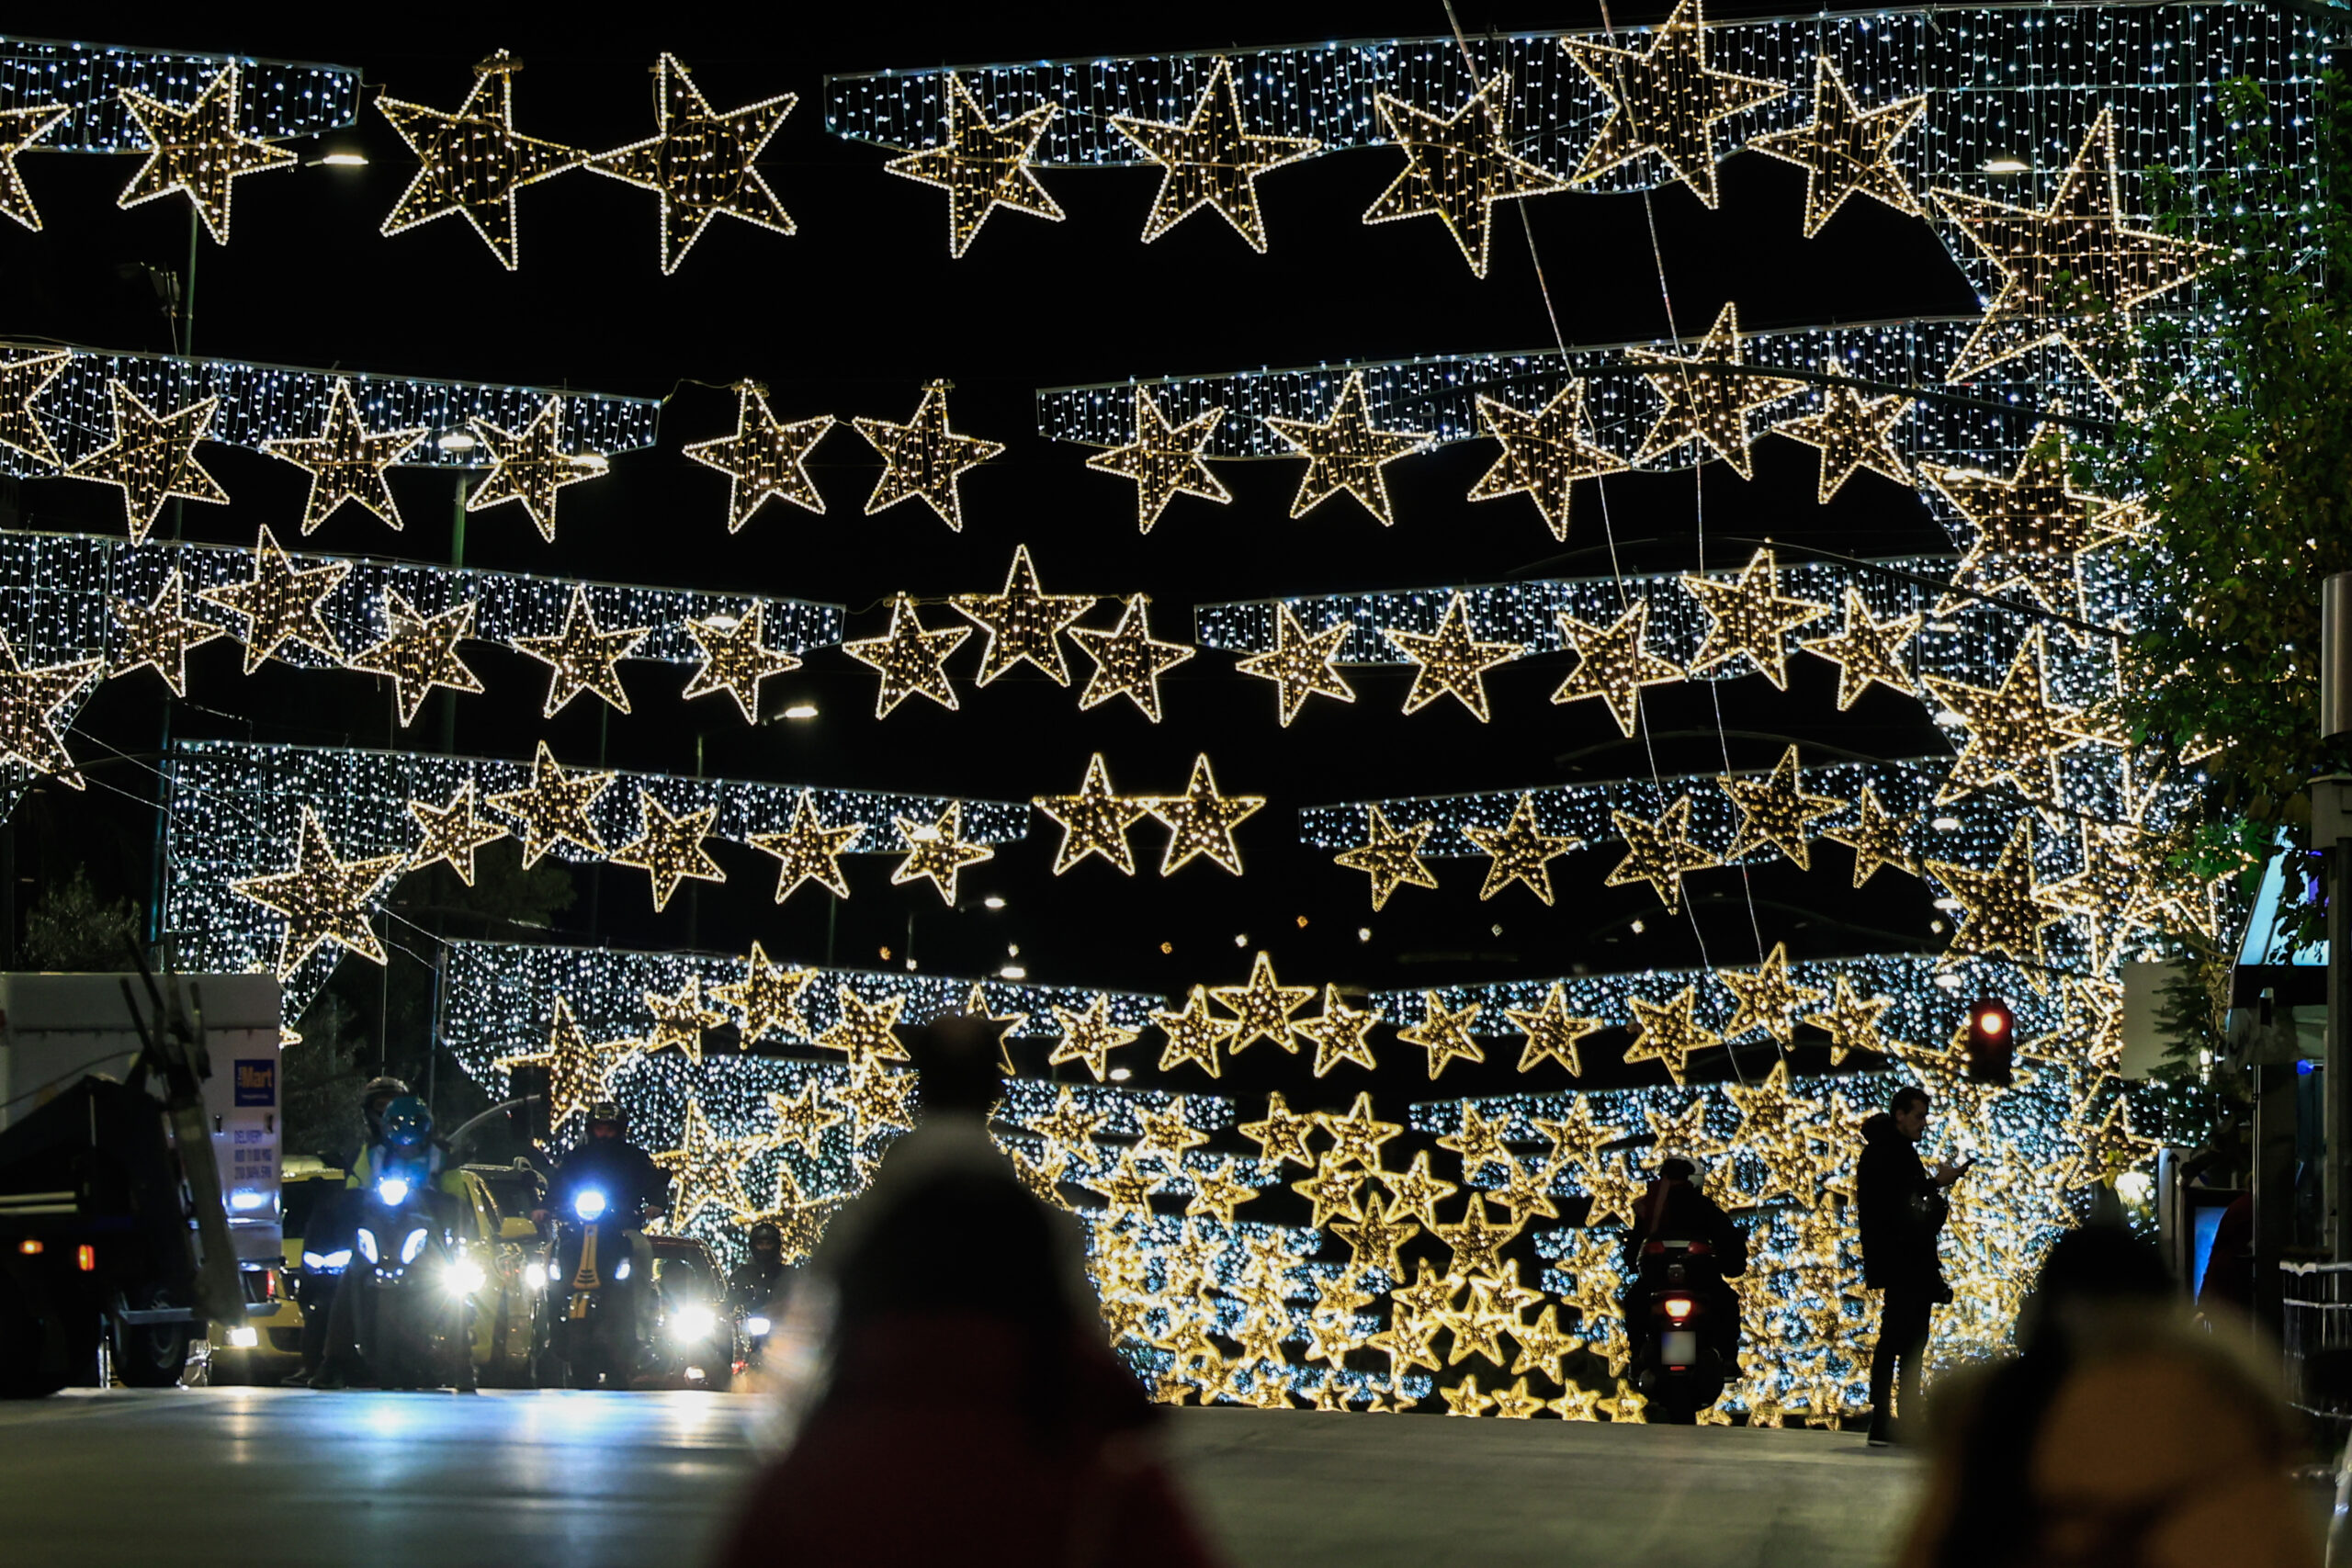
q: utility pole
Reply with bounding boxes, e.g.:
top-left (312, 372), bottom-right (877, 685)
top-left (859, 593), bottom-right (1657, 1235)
top-left (2318, 571), bottom-right (2351, 1258)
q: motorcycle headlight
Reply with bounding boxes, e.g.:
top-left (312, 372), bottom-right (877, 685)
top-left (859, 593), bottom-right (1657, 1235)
top-left (444, 1260), bottom-right (487, 1295)
top-left (742, 1314), bottom-right (772, 1337)
top-left (377, 1177), bottom-right (411, 1207)
top-left (524, 1262), bottom-right (548, 1292)
top-left (670, 1305), bottom-right (717, 1341)
top-left (356, 1228), bottom-right (379, 1265)
top-left (573, 1189), bottom-right (608, 1222)
top-left (321, 1248), bottom-right (352, 1270)
top-left (398, 1228), bottom-right (430, 1266)
top-left (612, 1258), bottom-right (631, 1281)
top-left (302, 1250), bottom-right (325, 1270)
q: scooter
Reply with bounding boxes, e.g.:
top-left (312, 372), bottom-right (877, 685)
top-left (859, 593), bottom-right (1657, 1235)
top-left (549, 1187), bottom-right (646, 1389)
top-left (1630, 1235), bottom-right (1733, 1425)
top-left (349, 1159), bottom-right (477, 1390)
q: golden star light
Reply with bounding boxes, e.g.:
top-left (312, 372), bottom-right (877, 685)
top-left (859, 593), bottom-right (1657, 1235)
top-left (1802, 975), bottom-right (1896, 1064)
top-left (1085, 387), bottom-right (1231, 534)
top-left (1623, 987), bottom-right (1722, 1085)
top-left (1072, 595), bottom-right (1194, 723)
top-left (0, 104), bottom-right (67, 231)
top-left (1377, 1149), bottom-right (1459, 1230)
top-left (1921, 429), bottom-right (2133, 635)
top-left (1924, 627), bottom-right (2099, 807)
top-left (1153, 986), bottom-right (1240, 1077)
top-left (610, 791), bottom-right (726, 911)
top-left (349, 592), bottom-right (483, 728)
top-left (1384, 592), bottom-right (1525, 722)
top-left (1771, 383), bottom-right (1913, 502)
top-left (1605, 795), bottom-right (1719, 911)
top-left (378, 51), bottom-right (581, 270)
top-left (1464, 793), bottom-right (1581, 906)
top-left (1720, 744), bottom-right (1845, 870)
top-left (198, 527), bottom-right (352, 673)
top-left (0, 346), bottom-right (67, 465)
top-left (655, 1099), bottom-right (757, 1229)
top-left (1046, 994), bottom-right (1143, 1082)
top-left (641, 976), bottom-right (724, 1064)
top-left (884, 74), bottom-right (1064, 256)
top-left (816, 986), bottom-right (911, 1066)
top-left (1292, 1161), bottom-right (1366, 1227)
top-left (1716, 942), bottom-right (1826, 1043)
top-left (493, 997), bottom-right (634, 1131)
top-left (1144, 753), bottom-right (1263, 877)
top-left (961, 981), bottom-right (1029, 1076)
top-left (842, 592), bottom-right (969, 717)
top-left (953, 544), bottom-right (1096, 688)
top-left (1398, 993), bottom-right (1487, 1080)
top-left (764, 1078), bottom-right (845, 1156)
top-left (1437, 1104), bottom-right (1511, 1174)
top-left (1113, 56), bottom-right (1319, 252)
top-left (510, 584), bottom-right (646, 717)
top-left (230, 806), bottom-right (403, 977)
top-left (404, 782), bottom-right (508, 885)
top-left (257, 379), bottom-right (428, 535)
top-left (1551, 600), bottom-right (1683, 739)
top-left (465, 395), bottom-right (610, 543)
top-left (1823, 783), bottom-right (1917, 887)
top-left (1508, 984), bottom-right (1606, 1076)
top-left (1297, 986), bottom-right (1382, 1077)
top-left (110, 569), bottom-right (226, 698)
top-left (1263, 370), bottom-right (1432, 526)
top-left (1235, 604), bottom-right (1354, 727)
top-left (1213, 953), bottom-right (1316, 1056)
top-left (1035, 752), bottom-right (1150, 875)
top-left (1747, 55), bottom-right (1926, 237)
top-left (715, 942), bottom-right (817, 1043)
top-left (1926, 820), bottom-right (2064, 975)
top-left (585, 53), bottom-right (797, 274)
top-left (1627, 303), bottom-right (1804, 479)
top-left (746, 790), bottom-right (862, 902)
top-left (854, 381), bottom-right (1003, 531)
top-left (1798, 588), bottom-right (1919, 709)
top-left (65, 382), bottom-right (229, 544)
top-left (1564, 0), bottom-right (1789, 209)
top-left (1469, 383), bottom-right (1630, 540)
top-left (889, 799), bottom-right (994, 905)
top-left (1682, 547), bottom-right (1831, 687)
top-left (1435, 1198), bottom-right (1523, 1280)
top-left (0, 631), bottom-right (99, 789)
top-left (484, 740), bottom-right (613, 865)
top-left (1363, 73), bottom-right (1566, 277)
top-left (839, 1056), bottom-right (917, 1135)
top-left (116, 64), bottom-right (298, 242)
top-left (680, 601), bottom-right (802, 725)
top-left (1333, 804), bottom-right (1440, 911)
top-left (683, 386), bottom-right (833, 531)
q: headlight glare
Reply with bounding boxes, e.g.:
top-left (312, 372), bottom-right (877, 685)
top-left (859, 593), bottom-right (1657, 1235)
top-left (444, 1260), bottom-right (487, 1294)
top-left (377, 1177), bottom-right (411, 1207)
top-left (670, 1305), bottom-right (717, 1341)
top-left (398, 1228), bottom-right (429, 1265)
top-left (524, 1262), bottom-right (548, 1292)
top-left (573, 1189), bottom-right (608, 1221)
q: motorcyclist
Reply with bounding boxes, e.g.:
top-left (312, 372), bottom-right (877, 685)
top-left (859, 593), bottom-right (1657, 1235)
top-left (312, 1093), bottom-right (471, 1390)
top-left (534, 1101), bottom-right (671, 1359)
top-left (283, 1077), bottom-right (410, 1385)
top-left (1621, 1156), bottom-right (1749, 1382)
top-left (729, 1221), bottom-right (792, 1324)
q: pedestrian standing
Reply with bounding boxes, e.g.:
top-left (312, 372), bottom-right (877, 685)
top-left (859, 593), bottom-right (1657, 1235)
top-left (1859, 1084), bottom-right (1972, 1446)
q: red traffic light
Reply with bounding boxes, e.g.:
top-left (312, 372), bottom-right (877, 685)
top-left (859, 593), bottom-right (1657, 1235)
top-left (1966, 998), bottom-right (2016, 1086)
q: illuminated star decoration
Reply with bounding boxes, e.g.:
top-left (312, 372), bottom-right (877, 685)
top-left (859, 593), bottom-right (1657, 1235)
top-left (405, 781), bottom-right (508, 886)
top-left (1236, 604), bottom-right (1354, 727)
top-left (683, 385), bottom-right (833, 531)
top-left (842, 593), bottom-right (969, 717)
top-left (1682, 547), bottom-right (1831, 687)
top-left (1085, 387), bottom-right (1231, 534)
top-left (1046, 994), bottom-right (1142, 1082)
top-left (1716, 942), bottom-right (1826, 1043)
top-left (0, 103), bottom-right (68, 231)
top-left (1933, 107), bottom-right (2218, 393)
top-left (654, 1100), bottom-right (756, 1229)
top-left (1363, 73), bottom-right (1566, 276)
top-left (1551, 600), bottom-right (1684, 739)
top-left (585, 52), bottom-right (797, 273)
top-left (1509, 985), bottom-right (1606, 1076)
top-left (348, 591), bottom-right (483, 727)
top-left (1606, 795), bottom-right (1720, 912)
top-left (494, 997), bottom-right (633, 1131)
top-left (1564, 0), bottom-right (1788, 209)
top-left (484, 740), bottom-right (614, 865)
top-left (1924, 627), bottom-right (2098, 807)
top-left (1627, 303), bottom-right (1804, 479)
top-left (1213, 953), bottom-right (1315, 1055)
top-left (64, 382), bottom-right (229, 544)
top-left (889, 799), bottom-right (994, 906)
top-left (116, 64), bottom-right (297, 242)
top-left (1398, 993), bottom-right (1486, 1081)
top-left (1297, 987), bottom-right (1381, 1077)
top-left (1383, 592), bottom-right (1525, 723)
top-left (1823, 784), bottom-right (1918, 888)
top-left (1072, 596), bottom-right (1194, 723)
top-left (609, 791), bottom-right (726, 911)
top-left (1921, 428), bottom-right (2135, 637)
top-left (1469, 383), bottom-right (1630, 540)
top-left (229, 806), bottom-right (403, 977)
top-left (465, 395), bottom-right (610, 543)
top-left (1803, 975), bottom-right (1896, 1065)
top-left (1113, 55), bottom-right (1319, 251)
top-left (716, 942), bottom-right (817, 1043)
top-left (1463, 793), bottom-right (1580, 906)
top-left (1927, 821), bottom-right (2064, 976)
top-left (1719, 744), bottom-right (1846, 870)
top-left (885, 73), bottom-right (1064, 256)
top-left (1798, 588), bottom-right (1919, 709)
top-left (259, 380), bottom-right (429, 534)
top-left (377, 51), bottom-right (582, 270)
top-left (1035, 752), bottom-right (1150, 875)
top-left (763, 1079), bottom-right (844, 1156)
top-left (0, 631), bottom-right (100, 788)
top-left (1623, 987), bottom-right (1724, 1085)
top-left (746, 791), bottom-right (862, 902)
top-left (1771, 382), bottom-right (1913, 502)
top-left (681, 601), bottom-right (802, 725)
top-left (509, 584), bottom-right (647, 717)
top-left (816, 987), bottom-right (910, 1065)
top-left (953, 544), bottom-right (1096, 688)
top-left (1153, 986), bottom-right (1240, 1078)
top-left (643, 976), bottom-right (725, 1064)
top-left (1143, 754), bottom-right (1262, 877)
top-left (961, 982), bottom-right (1029, 1076)
top-left (110, 569), bottom-right (227, 698)
top-left (1263, 370), bottom-right (1432, 525)
top-left (197, 526), bottom-right (352, 673)
top-left (854, 381), bottom-right (1004, 531)
top-left (0, 346), bottom-right (67, 465)
top-left (1333, 804), bottom-right (1439, 911)
top-left (1747, 55), bottom-right (1926, 236)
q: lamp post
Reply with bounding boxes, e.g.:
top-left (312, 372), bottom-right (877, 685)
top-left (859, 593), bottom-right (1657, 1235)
top-left (2317, 572), bottom-right (2350, 1258)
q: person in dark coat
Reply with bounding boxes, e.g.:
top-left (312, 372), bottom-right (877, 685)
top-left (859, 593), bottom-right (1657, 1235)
top-left (1859, 1084), bottom-right (1973, 1445)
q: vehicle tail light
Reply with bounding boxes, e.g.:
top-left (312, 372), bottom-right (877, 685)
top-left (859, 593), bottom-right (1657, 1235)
top-left (76, 1244), bottom-right (96, 1272)
top-left (1661, 1295), bottom-right (1695, 1323)
top-left (16, 1239), bottom-right (40, 1256)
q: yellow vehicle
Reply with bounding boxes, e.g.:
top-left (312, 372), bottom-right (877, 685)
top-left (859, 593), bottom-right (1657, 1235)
top-left (208, 1156), bottom-right (343, 1385)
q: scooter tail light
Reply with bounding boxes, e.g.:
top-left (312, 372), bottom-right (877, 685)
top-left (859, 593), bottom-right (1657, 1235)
top-left (1661, 1295), bottom-right (1696, 1323)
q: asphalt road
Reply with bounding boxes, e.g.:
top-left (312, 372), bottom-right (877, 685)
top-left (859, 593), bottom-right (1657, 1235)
top-left (0, 1390), bottom-right (1921, 1568)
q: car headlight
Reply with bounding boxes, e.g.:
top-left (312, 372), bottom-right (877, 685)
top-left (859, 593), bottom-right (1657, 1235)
top-left (224, 1325), bottom-right (259, 1349)
top-left (377, 1177), bottom-right (411, 1207)
top-left (573, 1189), bottom-right (608, 1222)
top-left (742, 1314), bottom-right (772, 1337)
top-left (612, 1258), bottom-right (631, 1281)
top-left (670, 1305), bottom-right (717, 1341)
top-left (444, 1260), bottom-right (487, 1295)
top-left (398, 1228), bottom-right (430, 1266)
top-left (356, 1228), bottom-right (379, 1265)
top-left (524, 1262), bottom-right (548, 1292)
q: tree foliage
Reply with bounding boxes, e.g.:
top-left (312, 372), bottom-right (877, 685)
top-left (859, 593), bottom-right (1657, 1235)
top-left (20, 866), bottom-right (142, 972)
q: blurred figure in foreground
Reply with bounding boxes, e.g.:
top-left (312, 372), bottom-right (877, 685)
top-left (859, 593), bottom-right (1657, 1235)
top-left (1897, 1224), bottom-right (2317, 1568)
top-left (713, 1018), bottom-right (1227, 1568)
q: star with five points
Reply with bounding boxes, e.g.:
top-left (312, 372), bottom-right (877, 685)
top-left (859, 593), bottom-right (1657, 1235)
top-left (888, 799), bottom-right (994, 906)
top-left (1627, 303), bottom-right (1804, 479)
top-left (259, 380), bottom-right (428, 535)
top-left (465, 395), bottom-right (609, 543)
top-left (0, 631), bottom-right (100, 788)
top-left (1046, 994), bottom-right (1142, 1082)
top-left (1508, 983), bottom-right (1606, 1076)
top-left (377, 51), bottom-right (581, 270)
top-left (197, 526), bottom-right (351, 673)
top-left (230, 805), bottom-right (404, 977)
top-left (839, 1055), bottom-right (918, 1137)
top-left (348, 592), bottom-right (483, 727)
top-left (1296, 986), bottom-right (1381, 1077)
top-left (405, 781), bottom-right (508, 885)
top-left (0, 346), bottom-right (67, 465)
top-left (0, 105), bottom-right (68, 233)
top-left (1086, 386), bottom-right (1231, 534)
top-left (763, 1077), bottom-right (845, 1157)
top-left (1488, 1153), bottom-right (1564, 1223)
top-left (1334, 805), bottom-right (1440, 911)
top-left (1926, 820), bottom-right (2066, 976)
top-left (1142, 753), bottom-right (1262, 876)
top-left (843, 592), bottom-right (969, 717)
top-left (1798, 587), bottom-right (1919, 709)
top-left (1153, 986), bottom-right (1240, 1078)
top-left (816, 986), bottom-right (911, 1065)
top-left (1035, 752), bottom-right (1151, 876)
top-left (1605, 795), bottom-right (1720, 912)
top-left (1215, 953), bottom-right (1316, 1056)
top-left (1238, 1090), bottom-right (1318, 1168)
top-left (746, 790), bottom-right (862, 903)
top-left (1435, 1196), bottom-right (1524, 1280)
top-left (1236, 604), bottom-right (1354, 727)
top-left (854, 381), bottom-right (1004, 531)
top-left (1748, 55), bottom-right (1927, 236)
top-left (953, 543), bottom-right (1096, 688)
top-left (110, 569), bottom-right (226, 698)
top-left (1397, 993), bottom-right (1487, 1080)
top-left (1026, 1087), bottom-right (1106, 1159)
top-left (484, 740), bottom-right (614, 865)
top-left (1319, 1091), bottom-right (1406, 1171)
top-left (1564, 0), bottom-right (1788, 209)
top-left (681, 601), bottom-right (802, 725)
top-left (65, 382), bottom-right (228, 544)
top-left (1114, 55), bottom-right (1319, 251)
top-left (715, 942), bottom-right (817, 1044)
top-left (1682, 547), bottom-right (1832, 687)
top-left (1292, 1162), bottom-right (1364, 1228)
top-left (1551, 599), bottom-right (1683, 738)
top-left (1923, 429), bottom-right (2135, 638)
top-left (1719, 744), bottom-right (1846, 870)
top-left (1437, 1104), bottom-right (1512, 1174)
top-left (1771, 383), bottom-right (1914, 502)
top-left (1384, 592), bottom-right (1525, 722)
top-left (117, 63), bottom-right (297, 242)
top-left (1464, 793), bottom-right (1581, 905)
top-left (960, 981), bottom-right (1029, 1075)
top-left (684, 385), bottom-right (832, 531)
top-left (1512, 1304), bottom-right (1585, 1385)
top-left (1823, 783), bottom-right (1917, 887)
top-left (1803, 975), bottom-right (1897, 1065)
top-left (884, 74), bottom-right (1064, 257)
top-left (1715, 941), bottom-right (1827, 1043)
top-left (609, 791), bottom-right (726, 911)
top-left (1622, 987), bottom-right (1724, 1086)
top-left (1469, 382), bottom-right (1633, 541)
top-left (1925, 627), bottom-right (2100, 807)
top-left (583, 52), bottom-right (797, 274)
top-left (654, 1099), bottom-right (758, 1229)
top-left (1334, 1198), bottom-right (1420, 1279)
top-left (493, 997), bottom-right (636, 1133)
top-left (510, 583), bottom-right (647, 717)
top-left (1377, 1149), bottom-right (1460, 1230)
top-left (1532, 1098), bottom-right (1629, 1170)
top-left (1072, 596), bottom-right (1194, 723)
top-left (642, 975), bottom-right (725, 1064)
top-left (1363, 73), bottom-right (1566, 276)
top-left (1263, 370), bottom-right (1432, 525)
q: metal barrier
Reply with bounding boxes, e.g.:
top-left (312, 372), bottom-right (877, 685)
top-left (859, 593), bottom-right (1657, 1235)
top-left (2282, 1261), bottom-right (2352, 1425)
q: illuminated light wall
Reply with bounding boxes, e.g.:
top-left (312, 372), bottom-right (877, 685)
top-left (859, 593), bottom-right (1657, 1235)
top-left (0, 37), bottom-right (358, 150)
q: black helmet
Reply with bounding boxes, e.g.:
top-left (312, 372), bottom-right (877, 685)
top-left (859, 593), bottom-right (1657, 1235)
top-left (361, 1075), bottom-right (410, 1110)
top-left (587, 1100), bottom-right (626, 1135)
top-left (380, 1095), bottom-right (433, 1149)
top-left (749, 1221), bottom-right (782, 1251)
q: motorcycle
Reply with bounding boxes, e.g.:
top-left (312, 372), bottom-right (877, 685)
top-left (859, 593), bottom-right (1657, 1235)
top-left (548, 1186), bottom-right (648, 1389)
top-left (1630, 1235), bottom-right (1735, 1425)
top-left (348, 1160), bottom-right (477, 1390)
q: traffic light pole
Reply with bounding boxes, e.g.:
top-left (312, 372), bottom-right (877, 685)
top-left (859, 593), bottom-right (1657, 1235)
top-left (2319, 572), bottom-right (2349, 1259)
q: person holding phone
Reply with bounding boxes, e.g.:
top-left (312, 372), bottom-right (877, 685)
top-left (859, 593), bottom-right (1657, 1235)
top-left (1860, 1083), bottom-right (1972, 1446)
